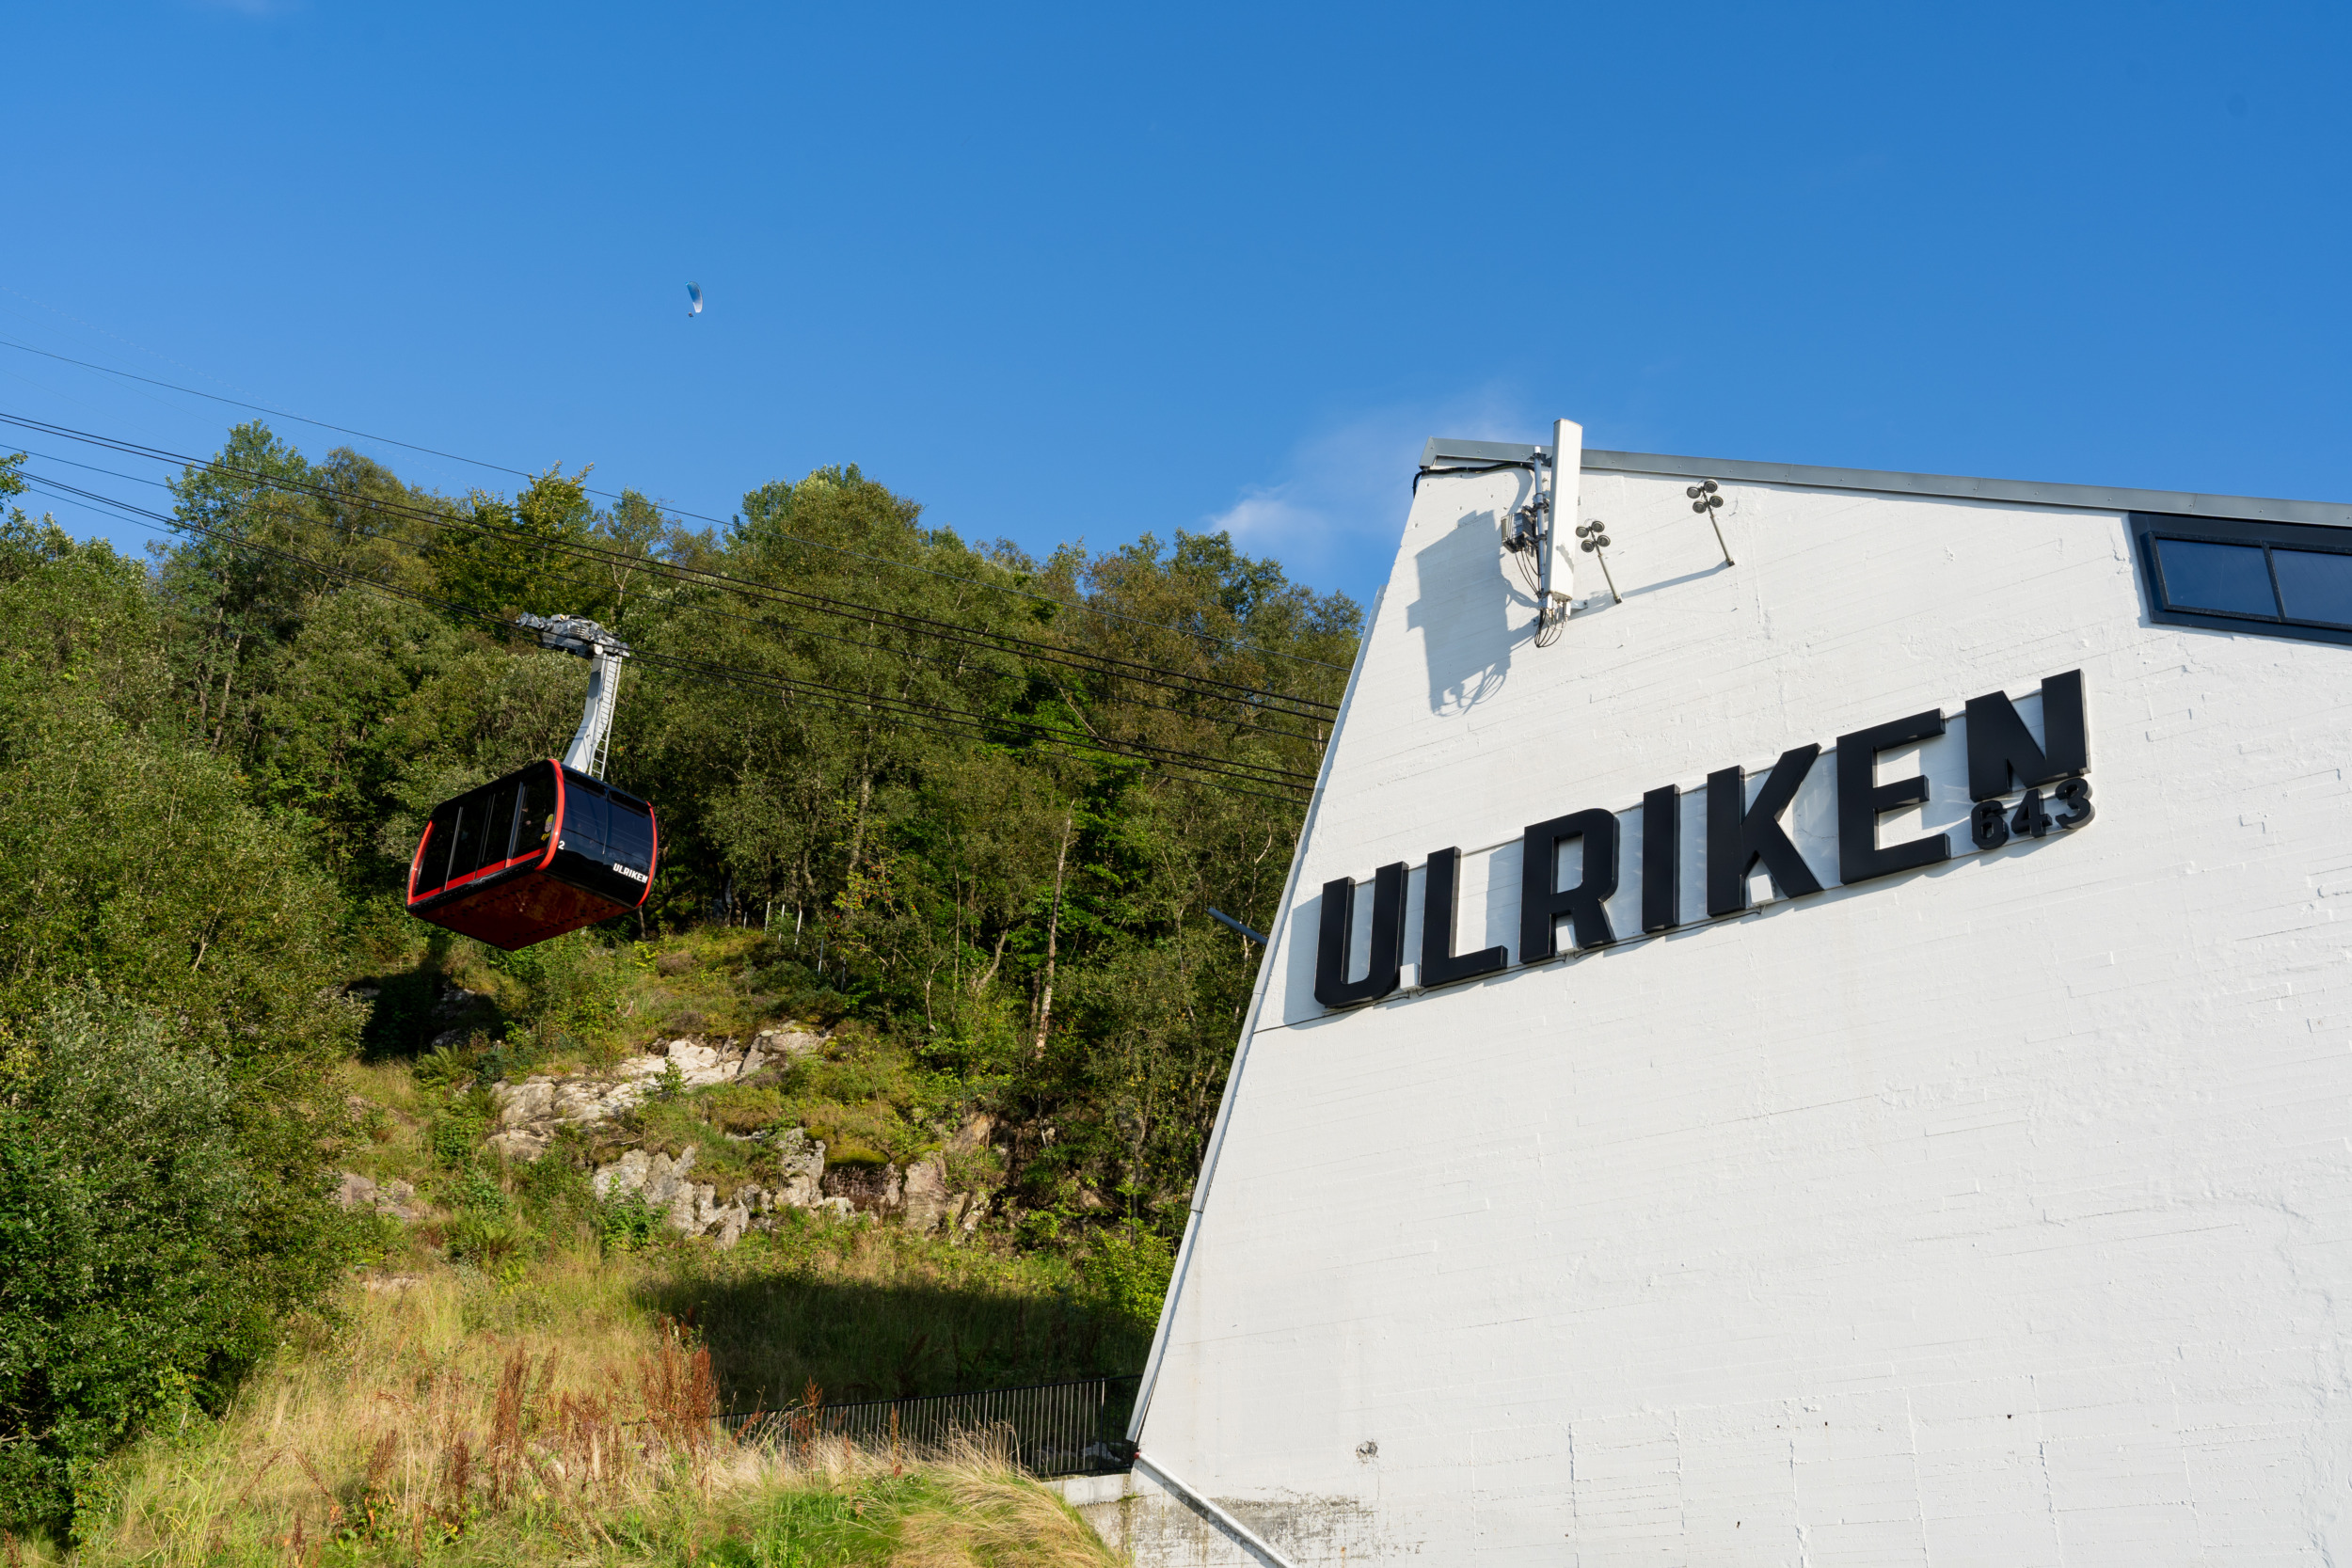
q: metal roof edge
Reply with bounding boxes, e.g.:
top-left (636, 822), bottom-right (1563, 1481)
top-left (1417, 436), bottom-right (2352, 529)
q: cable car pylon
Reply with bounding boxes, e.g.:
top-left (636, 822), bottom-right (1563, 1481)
top-left (404, 612), bottom-right (660, 951)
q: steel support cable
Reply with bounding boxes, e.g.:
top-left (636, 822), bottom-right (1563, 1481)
top-left (20, 475), bottom-right (1317, 800)
top-left (633, 663), bottom-right (1312, 803)
top-left (10, 449), bottom-right (1337, 779)
top-left (1, 442), bottom-right (1332, 749)
top-left (29, 474), bottom-right (1315, 799)
top-left (598, 576), bottom-right (1331, 751)
top-left (14, 453), bottom-right (1331, 767)
top-left (621, 642), bottom-right (1317, 792)
top-left (635, 589), bottom-right (1333, 751)
top-left (621, 648), bottom-right (1312, 804)
top-left (0, 357), bottom-right (1351, 673)
top-left (0, 408), bottom-right (1343, 721)
top-left (25, 474), bottom-right (1309, 802)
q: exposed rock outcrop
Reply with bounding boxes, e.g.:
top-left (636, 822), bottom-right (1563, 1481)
top-left (460, 1029), bottom-right (993, 1249)
top-left (820, 1159), bottom-right (900, 1213)
top-left (591, 1130), bottom-right (848, 1246)
top-left (486, 1028), bottom-right (832, 1156)
top-left (335, 1171), bottom-right (426, 1221)
top-left (819, 1151), bottom-right (979, 1236)
top-left (946, 1112), bottom-right (995, 1156)
top-left (901, 1153), bottom-right (962, 1234)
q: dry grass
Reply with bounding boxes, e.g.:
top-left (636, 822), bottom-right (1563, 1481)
top-left (335, 1059), bottom-right (435, 1192)
top-left (68, 1258), bottom-right (1124, 1568)
top-left (651, 1217), bottom-right (1142, 1409)
top-left (887, 1464), bottom-right (1118, 1568)
top-left (89, 1259), bottom-right (660, 1567)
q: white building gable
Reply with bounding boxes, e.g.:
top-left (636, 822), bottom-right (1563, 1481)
top-left (1102, 437), bottom-right (2352, 1566)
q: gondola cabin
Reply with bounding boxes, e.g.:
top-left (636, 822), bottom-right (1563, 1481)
top-left (405, 760), bottom-right (657, 950)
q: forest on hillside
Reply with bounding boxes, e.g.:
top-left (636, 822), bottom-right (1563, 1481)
top-left (0, 431), bottom-right (1358, 1540)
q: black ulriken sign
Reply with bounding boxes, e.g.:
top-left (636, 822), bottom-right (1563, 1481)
top-left (1313, 671), bottom-right (2093, 1010)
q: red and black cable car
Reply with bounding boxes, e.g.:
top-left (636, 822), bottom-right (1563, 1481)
top-left (405, 758), bottom-right (659, 950)
top-left (405, 613), bottom-right (657, 950)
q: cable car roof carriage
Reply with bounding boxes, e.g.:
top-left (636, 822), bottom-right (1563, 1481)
top-left (406, 614), bottom-right (659, 951)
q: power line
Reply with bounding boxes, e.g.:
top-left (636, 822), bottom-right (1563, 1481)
top-left (7, 443), bottom-right (180, 492)
top-left (17, 472), bottom-right (1318, 800)
top-left (24, 471), bottom-right (1312, 801)
top-left (0, 335), bottom-right (537, 479)
top-left (0, 340), bottom-right (1355, 672)
top-left (625, 643), bottom-right (1316, 794)
top-left (0, 409), bottom-right (1343, 721)
top-left (4, 443), bottom-right (1328, 751)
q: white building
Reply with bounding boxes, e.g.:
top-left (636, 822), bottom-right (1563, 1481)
top-left (1082, 432), bottom-right (2352, 1566)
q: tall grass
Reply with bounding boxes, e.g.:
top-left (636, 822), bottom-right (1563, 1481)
top-left (54, 1258), bottom-right (1122, 1568)
top-left (650, 1219), bottom-right (1152, 1409)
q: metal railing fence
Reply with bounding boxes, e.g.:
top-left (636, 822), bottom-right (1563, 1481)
top-left (719, 1373), bottom-right (1139, 1479)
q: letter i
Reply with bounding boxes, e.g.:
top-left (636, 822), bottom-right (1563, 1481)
top-left (1642, 785), bottom-right (1679, 933)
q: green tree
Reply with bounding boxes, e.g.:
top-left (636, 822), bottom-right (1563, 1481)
top-left (0, 543), bottom-right (351, 1050)
top-left (426, 464), bottom-right (596, 620)
top-left (0, 998), bottom-right (291, 1536)
top-left (0, 538), bottom-right (358, 1541)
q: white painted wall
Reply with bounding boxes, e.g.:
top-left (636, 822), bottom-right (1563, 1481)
top-left (1129, 460), bottom-right (2352, 1565)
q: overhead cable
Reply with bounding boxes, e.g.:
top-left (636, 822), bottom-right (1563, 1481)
top-left (0, 342), bottom-right (1351, 672)
top-left (0, 409), bottom-right (1341, 721)
top-left (18, 473), bottom-right (1316, 802)
top-left (6, 442), bottom-right (1329, 748)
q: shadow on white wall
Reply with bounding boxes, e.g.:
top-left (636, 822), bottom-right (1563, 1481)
top-left (1406, 505), bottom-right (1531, 716)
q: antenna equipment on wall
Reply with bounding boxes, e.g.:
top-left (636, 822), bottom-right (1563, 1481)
top-left (1688, 479), bottom-right (1734, 564)
top-left (1493, 419), bottom-right (1584, 648)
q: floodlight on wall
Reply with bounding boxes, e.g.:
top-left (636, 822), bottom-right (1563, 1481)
top-left (1688, 479), bottom-right (1735, 564)
top-left (1576, 520), bottom-right (1621, 604)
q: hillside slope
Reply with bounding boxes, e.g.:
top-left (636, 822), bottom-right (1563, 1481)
top-left (0, 440), bottom-right (1349, 1549)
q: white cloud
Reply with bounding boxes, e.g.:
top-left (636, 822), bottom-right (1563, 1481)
top-left (1202, 388), bottom-right (1534, 590)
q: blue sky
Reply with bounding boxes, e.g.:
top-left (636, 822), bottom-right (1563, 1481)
top-left (4, 2), bottom-right (2346, 605)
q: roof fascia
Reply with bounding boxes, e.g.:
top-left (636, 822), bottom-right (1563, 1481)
top-left (1418, 436), bottom-right (2352, 530)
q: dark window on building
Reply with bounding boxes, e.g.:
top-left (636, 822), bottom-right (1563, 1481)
top-left (2134, 513), bottom-right (2352, 647)
top-left (2275, 548), bottom-right (2352, 626)
top-left (2154, 539), bottom-right (2274, 615)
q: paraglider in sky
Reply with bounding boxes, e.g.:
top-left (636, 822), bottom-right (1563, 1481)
top-left (687, 282), bottom-right (704, 318)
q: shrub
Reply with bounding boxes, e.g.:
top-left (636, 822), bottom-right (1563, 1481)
top-left (1076, 1221), bottom-right (1175, 1336)
top-left (447, 1212), bottom-right (529, 1271)
top-left (413, 1041), bottom-right (476, 1091)
top-left (594, 1190), bottom-right (667, 1253)
top-left (0, 997), bottom-right (341, 1536)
